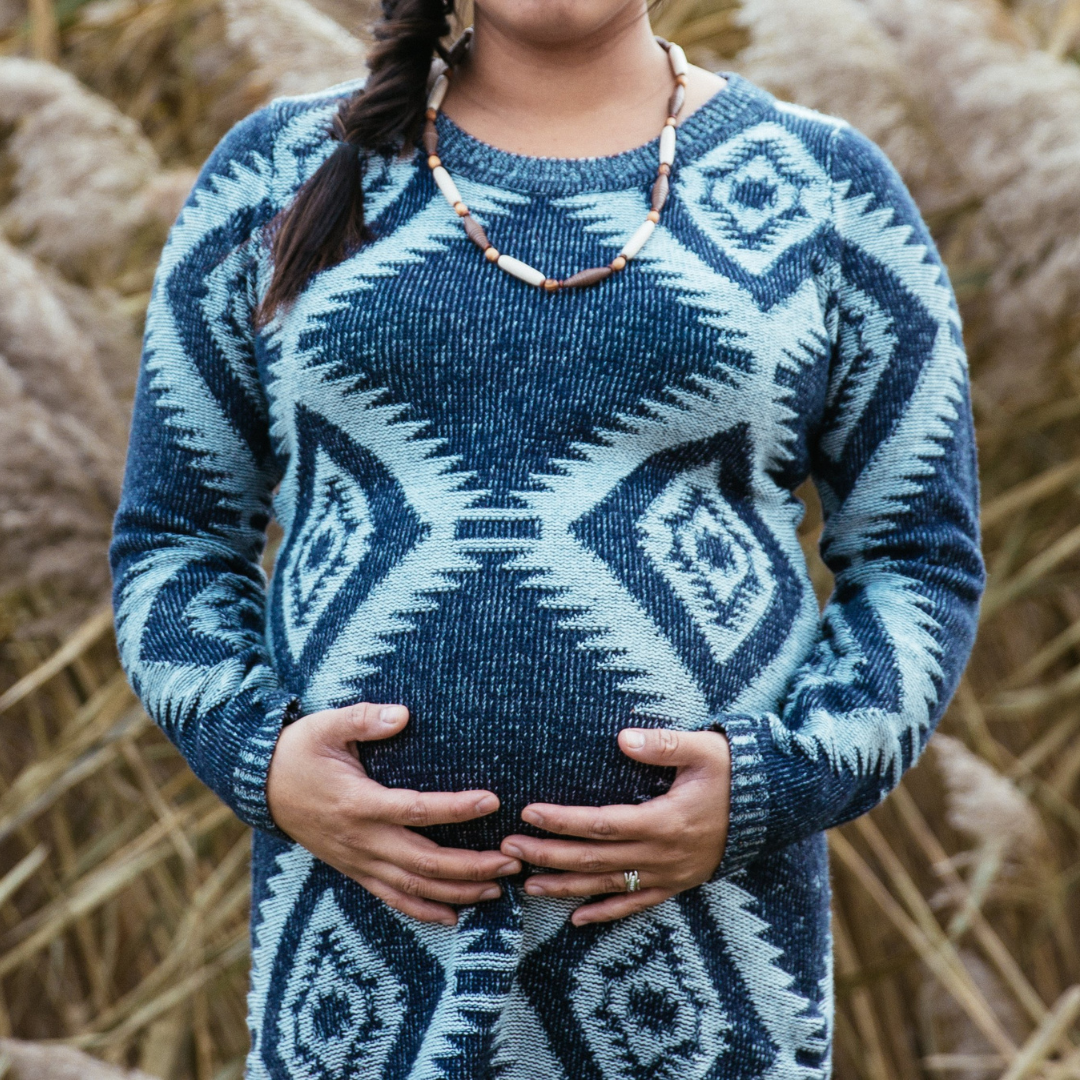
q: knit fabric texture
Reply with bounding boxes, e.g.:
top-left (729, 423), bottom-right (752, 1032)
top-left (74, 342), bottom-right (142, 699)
top-left (109, 70), bottom-right (985, 1080)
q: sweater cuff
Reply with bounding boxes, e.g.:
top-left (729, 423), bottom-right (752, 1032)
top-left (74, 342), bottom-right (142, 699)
top-left (229, 688), bottom-right (303, 841)
top-left (708, 714), bottom-right (770, 877)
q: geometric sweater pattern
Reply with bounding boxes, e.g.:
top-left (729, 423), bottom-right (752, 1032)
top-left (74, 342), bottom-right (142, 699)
top-left (109, 70), bottom-right (985, 1080)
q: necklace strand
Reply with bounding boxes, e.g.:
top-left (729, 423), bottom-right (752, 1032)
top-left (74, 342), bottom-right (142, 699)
top-left (423, 33), bottom-right (687, 292)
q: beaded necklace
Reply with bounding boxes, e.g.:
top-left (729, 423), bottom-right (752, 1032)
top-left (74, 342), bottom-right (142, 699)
top-left (422, 32), bottom-right (688, 292)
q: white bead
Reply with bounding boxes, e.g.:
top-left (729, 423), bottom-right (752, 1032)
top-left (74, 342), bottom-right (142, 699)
top-left (431, 165), bottom-right (462, 208)
top-left (659, 124), bottom-right (676, 167)
top-left (620, 218), bottom-right (656, 260)
top-left (427, 57), bottom-right (448, 92)
top-left (427, 73), bottom-right (449, 112)
top-left (667, 42), bottom-right (688, 77)
top-left (496, 254), bottom-right (547, 288)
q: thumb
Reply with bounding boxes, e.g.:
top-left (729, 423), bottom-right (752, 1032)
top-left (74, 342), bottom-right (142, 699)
top-left (618, 727), bottom-right (719, 771)
top-left (316, 701), bottom-right (410, 747)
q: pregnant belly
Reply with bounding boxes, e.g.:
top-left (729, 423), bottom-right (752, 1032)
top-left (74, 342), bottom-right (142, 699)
top-left (345, 556), bottom-right (679, 851)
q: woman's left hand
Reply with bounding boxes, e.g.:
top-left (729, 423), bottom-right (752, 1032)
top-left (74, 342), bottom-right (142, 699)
top-left (500, 727), bottom-right (732, 926)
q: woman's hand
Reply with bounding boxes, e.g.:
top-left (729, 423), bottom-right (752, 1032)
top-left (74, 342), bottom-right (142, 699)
top-left (266, 702), bottom-right (521, 926)
top-left (500, 727), bottom-right (731, 926)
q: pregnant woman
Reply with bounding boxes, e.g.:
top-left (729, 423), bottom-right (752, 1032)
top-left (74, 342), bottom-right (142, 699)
top-left (109, 0), bottom-right (985, 1075)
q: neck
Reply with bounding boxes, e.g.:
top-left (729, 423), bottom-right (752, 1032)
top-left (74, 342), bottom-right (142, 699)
top-left (441, 5), bottom-right (680, 158)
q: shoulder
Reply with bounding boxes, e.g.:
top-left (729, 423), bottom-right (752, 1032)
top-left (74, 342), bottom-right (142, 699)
top-left (824, 119), bottom-right (923, 233)
top-left (672, 73), bottom-right (845, 272)
top-left (682, 72), bottom-right (848, 171)
top-left (158, 77), bottom-right (368, 272)
top-left (741, 78), bottom-right (916, 216)
top-left (672, 73), bottom-right (940, 289)
top-left (674, 72), bottom-right (846, 251)
top-left (686, 72), bottom-right (909, 199)
top-left (193, 75), bottom-right (369, 210)
top-left (701, 73), bottom-right (924, 236)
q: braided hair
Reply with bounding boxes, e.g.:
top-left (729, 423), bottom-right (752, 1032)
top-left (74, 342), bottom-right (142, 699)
top-left (254, 0), bottom-right (455, 327)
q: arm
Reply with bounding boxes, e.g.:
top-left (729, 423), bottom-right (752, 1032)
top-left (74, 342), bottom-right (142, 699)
top-left (108, 104), bottom-right (301, 838)
top-left (712, 121), bottom-right (985, 875)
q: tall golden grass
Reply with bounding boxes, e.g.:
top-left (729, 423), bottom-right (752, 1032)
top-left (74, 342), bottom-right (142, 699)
top-left (0, 0), bottom-right (1078, 1077)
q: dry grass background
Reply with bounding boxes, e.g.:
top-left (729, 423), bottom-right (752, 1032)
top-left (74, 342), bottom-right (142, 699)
top-left (0, 0), bottom-right (1078, 1077)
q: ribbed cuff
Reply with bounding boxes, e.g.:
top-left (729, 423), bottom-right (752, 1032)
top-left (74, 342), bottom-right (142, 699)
top-left (230, 689), bottom-right (304, 841)
top-left (707, 714), bottom-right (770, 877)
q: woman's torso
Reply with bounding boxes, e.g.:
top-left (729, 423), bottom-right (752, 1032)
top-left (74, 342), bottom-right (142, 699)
top-left (255, 75), bottom-right (832, 847)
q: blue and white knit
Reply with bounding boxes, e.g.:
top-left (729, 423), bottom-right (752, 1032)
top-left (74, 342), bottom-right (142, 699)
top-left (109, 70), bottom-right (985, 1079)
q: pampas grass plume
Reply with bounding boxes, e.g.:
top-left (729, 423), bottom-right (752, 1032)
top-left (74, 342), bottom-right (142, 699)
top-left (222, 0), bottom-right (368, 99)
top-left (931, 733), bottom-right (1044, 858)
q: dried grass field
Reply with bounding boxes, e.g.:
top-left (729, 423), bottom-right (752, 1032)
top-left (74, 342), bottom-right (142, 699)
top-left (0, 0), bottom-right (1079, 1077)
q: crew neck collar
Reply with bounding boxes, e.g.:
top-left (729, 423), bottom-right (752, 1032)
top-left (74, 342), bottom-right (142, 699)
top-left (431, 71), bottom-right (772, 196)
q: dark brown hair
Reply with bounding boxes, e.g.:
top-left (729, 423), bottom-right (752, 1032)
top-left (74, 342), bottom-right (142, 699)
top-left (253, 0), bottom-right (455, 328)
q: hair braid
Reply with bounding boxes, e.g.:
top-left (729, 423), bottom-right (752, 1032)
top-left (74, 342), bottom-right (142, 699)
top-left (254, 0), bottom-right (454, 327)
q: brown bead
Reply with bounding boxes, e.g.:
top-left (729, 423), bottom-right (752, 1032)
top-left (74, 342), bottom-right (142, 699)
top-left (667, 83), bottom-right (686, 118)
top-left (484, 247), bottom-right (500, 263)
top-left (658, 162), bottom-right (672, 177)
top-left (543, 278), bottom-right (561, 292)
top-left (560, 266), bottom-right (613, 289)
top-left (610, 256), bottom-right (627, 272)
top-left (675, 74), bottom-right (688, 86)
top-left (426, 107), bottom-right (438, 121)
top-left (647, 210), bottom-right (660, 224)
top-left (665, 116), bottom-right (677, 127)
top-left (454, 201), bottom-right (469, 217)
top-left (651, 172), bottom-right (669, 213)
top-left (462, 214), bottom-right (491, 251)
top-left (427, 154), bottom-right (441, 169)
top-left (423, 119), bottom-right (439, 156)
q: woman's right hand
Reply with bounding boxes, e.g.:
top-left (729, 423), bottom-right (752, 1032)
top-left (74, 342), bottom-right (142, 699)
top-left (266, 702), bottom-right (520, 926)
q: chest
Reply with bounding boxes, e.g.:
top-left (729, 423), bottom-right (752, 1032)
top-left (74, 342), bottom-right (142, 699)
top-left (255, 168), bottom-right (834, 495)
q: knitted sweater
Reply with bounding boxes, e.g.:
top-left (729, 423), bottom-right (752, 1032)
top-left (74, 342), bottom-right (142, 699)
top-left (109, 70), bottom-right (985, 1080)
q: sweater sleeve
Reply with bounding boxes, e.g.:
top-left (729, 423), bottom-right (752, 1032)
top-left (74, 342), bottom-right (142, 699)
top-left (709, 122), bottom-right (985, 876)
top-left (108, 104), bottom-right (302, 839)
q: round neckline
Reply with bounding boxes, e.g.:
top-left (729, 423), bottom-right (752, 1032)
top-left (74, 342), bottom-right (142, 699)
top-left (431, 71), bottom-right (771, 196)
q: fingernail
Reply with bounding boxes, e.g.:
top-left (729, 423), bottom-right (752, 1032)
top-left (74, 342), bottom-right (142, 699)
top-left (480, 886), bottom-right (501, 900)
top-left (496, 861), bottom-right (519, 876)
top-left (502, 842), bottom-right (523, 859)
top-left (525, 881), bottom-right (545, 896)
top-left (440, 915), bottom-right (456, 927)
top-left (622, 729), bottom-right (645, 749)
top-left (475, 794), bottom-right (498, 814)
top-left (521, 808), bottom-right (543, 827)
top-left (380, 705), bottom-right (407, 724)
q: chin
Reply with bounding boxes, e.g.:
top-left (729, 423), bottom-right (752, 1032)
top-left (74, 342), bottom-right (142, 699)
top-left (475, 0), bottom-right (649, 50)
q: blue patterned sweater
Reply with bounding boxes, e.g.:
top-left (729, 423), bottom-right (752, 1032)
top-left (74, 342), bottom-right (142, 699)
top-left (109, 70), bottom-right (984, 1080)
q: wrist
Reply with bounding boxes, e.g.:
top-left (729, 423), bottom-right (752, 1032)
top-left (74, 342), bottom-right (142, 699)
top-left (706, 714), bottom-right (769, 878)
